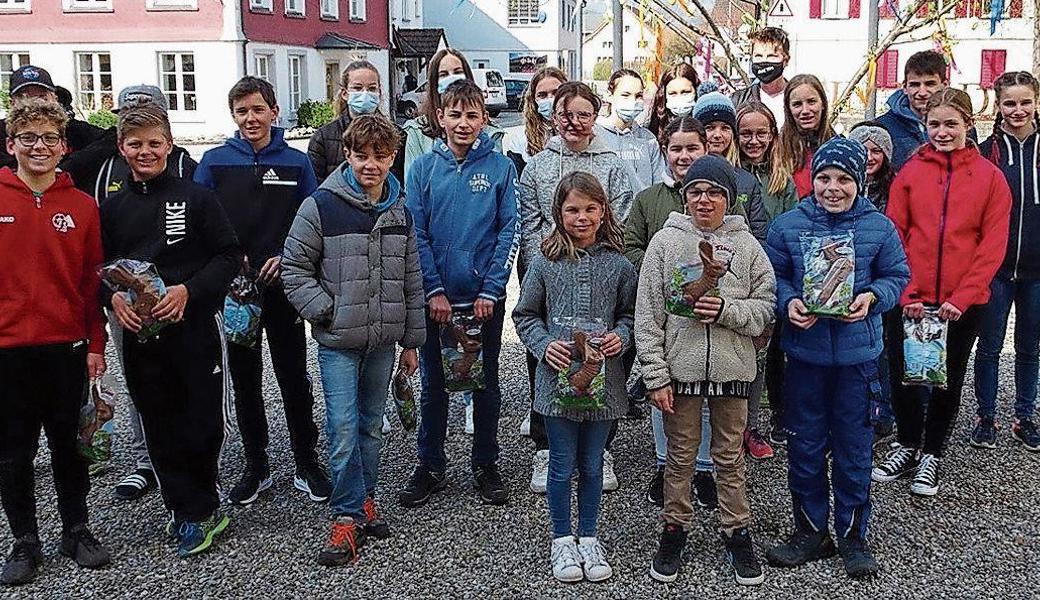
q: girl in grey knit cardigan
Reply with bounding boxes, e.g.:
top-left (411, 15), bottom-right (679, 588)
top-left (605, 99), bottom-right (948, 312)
top-left (512, 172), bottom-right (637, 584)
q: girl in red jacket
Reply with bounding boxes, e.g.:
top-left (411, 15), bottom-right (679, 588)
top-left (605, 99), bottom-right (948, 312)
top-left (874, 88), bottom-right (1012, 497)
top-left (774, 74), bottom-right (836, 199)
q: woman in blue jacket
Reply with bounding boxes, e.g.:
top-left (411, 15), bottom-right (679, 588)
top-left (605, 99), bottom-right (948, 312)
top-left (764, 138), bottom-right (909, 579)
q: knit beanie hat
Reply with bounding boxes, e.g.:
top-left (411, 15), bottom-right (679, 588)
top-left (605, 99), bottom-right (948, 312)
top-left (812, 137), bottom-right (868, 196)
top-left (693, 92), bottom-right (737, 133)
top-left (682, 155), bottom-right (738, 208)
top-left (848, 124), bottom-right (893, 164)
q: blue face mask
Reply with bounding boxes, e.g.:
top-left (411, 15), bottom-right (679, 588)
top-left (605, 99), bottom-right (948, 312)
top-left (347, 91), bottom-right (379, 115)
top-left (437, 74), bottom-right (465, 94)
top-left (536, 98), bottom-right (555, 120)
top-left (614, 99), bottom-right (645, 123)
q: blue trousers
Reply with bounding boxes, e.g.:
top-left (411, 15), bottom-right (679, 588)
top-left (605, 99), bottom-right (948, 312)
top-left (544, 416), bottom-right (613, 538)
top-left (784, 357), bottom-right (876, 540)
top-left (974, 275), bottom-right (1040, 422)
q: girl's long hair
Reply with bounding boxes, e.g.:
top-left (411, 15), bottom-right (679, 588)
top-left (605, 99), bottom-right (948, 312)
top-left (335, 60), bottom-right (381, 117)
top-left (541, 171), bottom-right (625, 261)
top-left (419, 48), bottom-right (474, 138)
top-left (775, 74), bottom-right (835, 188)
top-left (648, 63), bottom-right (701, 143)
top-left (521, 67), bottom-right (568, 157)
top-left (736, 101), bottom-right (787, 195)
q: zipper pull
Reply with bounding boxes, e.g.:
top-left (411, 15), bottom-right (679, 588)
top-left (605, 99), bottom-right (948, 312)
top-left (33, 194), bottom-right (41, 209)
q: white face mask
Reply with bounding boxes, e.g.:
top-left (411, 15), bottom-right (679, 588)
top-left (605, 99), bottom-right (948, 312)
top-left (666, 94), bottom-right (696, 116)
top-left (613, 99), bottom-right (644, 123)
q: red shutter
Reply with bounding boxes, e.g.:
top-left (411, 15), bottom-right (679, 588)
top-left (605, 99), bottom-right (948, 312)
top-left (917, 0), bottom-right (930, 16)
top-left (1008, 0), bottom-right (1022, 17)
top-left (880, 0), bottom-right (897, 17)
top-left (954, 0), bottom-right (968, 17)
top-left (980, 49), bottom-right (1007, 89)
top-left (810, 0), bottom-right (822, 18)
top-left (877, 49), bottom-right (899, 89)
top-left (850, 0), bottom-right (861, 17)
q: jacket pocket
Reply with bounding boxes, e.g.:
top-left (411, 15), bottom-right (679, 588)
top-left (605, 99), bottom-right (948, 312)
top-left (444, 250), bottom-right (481, 300)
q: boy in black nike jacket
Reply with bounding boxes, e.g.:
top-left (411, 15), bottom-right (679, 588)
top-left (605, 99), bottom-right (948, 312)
top-left (101, 105), bottom-right (241, 558)
top-left (193, 76), bottom-right (328, 505)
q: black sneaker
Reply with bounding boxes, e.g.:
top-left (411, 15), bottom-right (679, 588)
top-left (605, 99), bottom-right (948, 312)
top-left (1012, 419), bottom-right (1040, 452)
top-left (969, 416), bottom-right (998, 449)
top-left (693, 471), bottom-right (718, 509)
top-left (59, 524), bottom-right (111, 569)
top-left (228, 463), bottom-right (273, 506)
top-left (473, 464), bottom-right (508, 505)
top-left (362, 496), bottom-right (391, 539)
top-left (872, 421), bottom-right (895, 450)
top-left (871, 443), bottom-right (919, 482)
top-left (723, 527), bottom-right (764, 586)
top-left (398, 466), bottom-right (448, 508)
top-left (1, 534), bottom-right (43, 586)
top-left (835, 535), bottom-right (879, 579)
top-left (766, 528), bottom-right (836, 568)
top-left (113, 467), bottom-right (157, 501)
top-left (294, 462), bottom-right (332, 502)
top-left (909, 453), bottom-right (940, 496)
top-left (768, 426), bottom-right (787, 447)
top-left (317, 516), bottom-right (367, 566)
top-left (650, 523), bottom-right (687, 583)
top-left (646, 465), bottom-right (664, 507)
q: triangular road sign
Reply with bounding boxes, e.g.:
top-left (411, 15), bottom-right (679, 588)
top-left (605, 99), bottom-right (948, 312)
top-left (769, 0), bottom-right (794, 17)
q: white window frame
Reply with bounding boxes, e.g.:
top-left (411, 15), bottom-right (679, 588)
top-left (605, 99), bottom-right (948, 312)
top-left (288, 54), bottom-right (304, 114)
top-left (286, 0), bottom-right (304, 16)
top-left (254, 53), bottom-right (273, 83)
top-left (349, 0), bottom-right (366, 21)
top-left (320, 0), bottom-right (338, 18)
top-left (146, 0), bottom-right (198, 10)
top-left (0, 0), bottom-right (31, 14)
top-left (74, 52), bottom-right (113, 112)
top-left (249, 0), bottom-right (272, 10)
top-left (0, 52), bottom-right (31, 94)
top-left (413, 0), bottom-right (420, 19)
top-left (820, 0), bottom-right (849, 18)
top-left (508, 0), bottom-right (539, 25)
top-left (401, 0), bottom-right (413, 21)
top-left (158, 52), bottom-right (197, 113)
top-left (62, 0), bottom-right (112, 12)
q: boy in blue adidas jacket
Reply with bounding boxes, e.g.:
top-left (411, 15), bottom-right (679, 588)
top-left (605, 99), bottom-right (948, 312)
top-left (401, 80), bottom-right (520, 508)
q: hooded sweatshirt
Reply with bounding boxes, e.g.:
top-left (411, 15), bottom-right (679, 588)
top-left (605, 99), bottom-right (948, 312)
top-left (979, 122), bottom-right (1040, 280)
top-left (518, 135), bottom-right (633, 267)
top-left (282, 164), bottom-right (426, 351)
top-left (402, 116), bottom-right (506, 178)
top-left (193, 127), bottom-right (318, 268)
top-left (0, 168), bottom-right (105, 353)
top-left (593, 121), bottom-right (670, 193)
top-left (405, 131), bottom-right (520, 308)
top-left (876, 90), bottom-right (928, 172)
top-left (635, 213), bottom-right (776, 397)
top-left (887, 143), bottom-right (1012, 311)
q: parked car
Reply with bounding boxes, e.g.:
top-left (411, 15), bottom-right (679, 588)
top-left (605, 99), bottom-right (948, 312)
top-left (504, 76), bottom-right (530, 111)
top-left (398, 68), bottom-right (509, 119)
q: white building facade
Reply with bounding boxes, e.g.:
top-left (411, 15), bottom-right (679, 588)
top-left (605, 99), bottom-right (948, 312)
top-left (581, 7), bottom-right (658, 80)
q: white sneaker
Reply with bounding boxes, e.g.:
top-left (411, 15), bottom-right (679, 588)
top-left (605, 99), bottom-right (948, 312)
top-left (381, 414), bottom-right (391, 435)
top-left (602, 451), bottom-right (618, 492)
top-left (519, 412), bottom-right (531, 437)
top-left (530, 449), bottom-right (549, 493)
top-left (465, 402), bottom-right (474, 435)
top-left (550, 536), bottom-right (583, 583)
top-left (577, 537), bottom-right (613, 582)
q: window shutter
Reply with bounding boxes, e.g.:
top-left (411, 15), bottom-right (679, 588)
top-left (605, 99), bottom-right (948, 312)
top-left (1008, 0), bottom-right (1022, 17)
top-left (880, 0), bottom-right (898, 18)
top-left (877, 49), bottom-right (899, 89)
top-left (810, 0), bottom-right (822, 18)
top-left (954, 0), bottom-right (967, 17)
top-left (980, 49), bottom-right (1006, 89)
top-left (917, 0), bottom-right (930, 17)
top-left (850, 0), bottom-right (861, 17)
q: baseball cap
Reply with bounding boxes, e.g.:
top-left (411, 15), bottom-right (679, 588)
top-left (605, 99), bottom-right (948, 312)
top-left (115, 84), bottom-right (169, 112)
top-left (10, 65), bottom-right (56, 95)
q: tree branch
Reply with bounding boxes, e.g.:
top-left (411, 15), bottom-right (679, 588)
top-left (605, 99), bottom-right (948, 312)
top-left (683, 0), bottom-right (751, 84)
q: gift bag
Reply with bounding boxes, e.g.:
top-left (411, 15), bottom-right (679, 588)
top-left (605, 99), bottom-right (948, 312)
top-left (555, 318), bottom-right (608, 410)
top-left (224, 268), bottom-right (264, 348)
top-left (100, 259), bottom-right (168, 340)
top-left (666, 236), bottom-right (733, 318)
top-left (392, 369), bottom-right (417, 431)
top-left (801, 231), bottom-right (855, 317)
top-left (440, 313), bottom-right (485, 392)
top-left (78, 377), bottom-right (116, 465)
top-left (903, 308), bottom-right (948, 388)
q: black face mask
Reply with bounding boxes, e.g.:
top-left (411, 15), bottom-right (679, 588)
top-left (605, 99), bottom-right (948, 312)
top-left (751, 61), bottom-right (785, 85)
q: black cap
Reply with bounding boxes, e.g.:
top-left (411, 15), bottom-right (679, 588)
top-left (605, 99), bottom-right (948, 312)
top-left (10, 65), bottom-right (55, 95)
top-left (681, 155), bottom-right (738, 208)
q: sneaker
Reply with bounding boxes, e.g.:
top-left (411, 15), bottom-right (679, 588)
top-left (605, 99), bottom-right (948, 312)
top-left (602, 451), bottom-right (619, 492)
top-left (1, 534), bottom-right (43, 586)
top-left (693, 471), bottom-right (718, 509)
top-left (294, 462), bottom-right (332, 502)
top-left (362, 496), bottom-right (391, 539)
top-left (723, 527), bottom-right (764, 586)
top-left (519, 412), bottom-right (531, 437)
top-left (969, 416), bottom-right (998, 449)
top-left (646, 465), bottom-right (664, 507)
top-left (59, 524), bottom-right (110, 569)
top-left (577, 537), bottom-right (613, 582)
top-left (650, 524), bottom-right (687, 583)
top-left (228, 464), bottom-right (273, 506)
top-left (381, 414), bottom-right (391, 435)
top-left (871, 444), bottom-right (919, 483)
top-left (164, 514), bottom-right (179, 541)
top-left (176, 510), bottom-right (230, 558)
top-left (464, 402), bottom-right (474, 435)
top-left (1011, 419), bottom-right (1040, 452)
top-left (398, 466), bottom-right (448, 508)
top-left (835, 535), bottom-right (879, 579)
top-left (317, 516), bottom-right (367, 566)
top-left (550, 536), bottom-right (583, 583)
top-left (766, 528), bottom-right (836, 568)
top-left (768, 426), bottom-right (787, 447)
top-left (530, 449), bottom-right (549, 494)
top-left (473, 464), bottom-right (508, 505)
top-left (113, 467), bottom-right (157, 501)
top-left (910, 453), bottom-right (940, 496)
top-left (872, 421), bottom-right (895, 450)
top-left (744, 428), bottom-right (775, 460)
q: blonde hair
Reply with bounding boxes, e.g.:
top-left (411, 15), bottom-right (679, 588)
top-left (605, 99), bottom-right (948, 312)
top-left (736, 101), bottom-right (788, 195)
top-left (925, 87), bottom-right (974, 126)
top-left (117, 104), bottom-right (172, 142)
top-left (335, 60), bottom-right (382, 116)
top-left (6, 99), bottom-right (67, 137)
top-left (522, 67), bottom-right (568, 157)
top-left (775, 75), bottom-right (835, 192)
top-left (541, 171), bottom-right (625, 261)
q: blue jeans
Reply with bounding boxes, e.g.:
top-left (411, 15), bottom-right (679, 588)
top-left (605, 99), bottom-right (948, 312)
top-left (974, 275), bottom-right (1040, 422)
top-left (417, 301), bottom-right (505, 472)
top-left (544, 416), bottom-right (614, 538)
top-left (317, 345), bottom-right (396, 519)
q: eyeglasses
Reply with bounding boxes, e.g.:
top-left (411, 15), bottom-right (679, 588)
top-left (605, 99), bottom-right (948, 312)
top-left (738, 130), bottom-right (773, 142)
top-left (12, 132), bottom-right (63, 148)
top-left (686, 188), bottom-right (727, 202)
top-left (556, 110), bottom-right (595, 124)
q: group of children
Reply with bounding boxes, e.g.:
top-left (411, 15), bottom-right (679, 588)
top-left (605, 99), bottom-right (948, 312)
top-left (1, 24), bottom-right (1038, 589)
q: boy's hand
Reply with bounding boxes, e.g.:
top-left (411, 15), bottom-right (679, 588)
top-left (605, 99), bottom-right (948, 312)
top-left (473, 298), bottom-right (495, 321)
top-left (398, 348), bottom-right (419, 376)
top-left (600, 332), bottom-right (623, 357)
top-left (153, 285), bottom-right (189, 322)
top-left (788, 298), bottom-right (818, 330)
top-left (842, 292), bottom-right (875, 323)
top-left (428, 294), bottom-right (452, 324)
top-left (648, 386), bottom-right (674, 414)
top-left (903, 302), bottom-right (925, 320)
top-left (259, 256), bottom-right (281, 284)
top-left (693, 296), bottom-right (723, 322)
top-left (545, 341), bottom-right (572, 372)
top-left (112, 293), bottom-right (143, 333)
top-left (87, 353), bottom-right (106, 379)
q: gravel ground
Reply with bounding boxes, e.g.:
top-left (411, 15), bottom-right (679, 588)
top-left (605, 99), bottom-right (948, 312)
top-left (4, 276), bottom-right (1039, 599)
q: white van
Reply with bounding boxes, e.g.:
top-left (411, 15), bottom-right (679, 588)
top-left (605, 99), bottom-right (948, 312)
top-left (398, 68), bottom-right (509, 118)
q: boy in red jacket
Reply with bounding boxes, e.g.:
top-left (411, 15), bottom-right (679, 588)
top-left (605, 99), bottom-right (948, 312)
top-left (0, 100), bottom-right (110, 586)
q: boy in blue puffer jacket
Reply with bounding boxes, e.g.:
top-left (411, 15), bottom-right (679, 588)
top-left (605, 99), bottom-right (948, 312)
top-left (764, 138), bottom-right (909, 579)
top-left (401, 80), bottom-right (520, 508)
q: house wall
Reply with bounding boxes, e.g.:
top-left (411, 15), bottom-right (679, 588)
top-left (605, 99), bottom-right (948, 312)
top-left (242, 0), bottom-right (389, 49)
top-left (0, 0), bottom-right (226, 43)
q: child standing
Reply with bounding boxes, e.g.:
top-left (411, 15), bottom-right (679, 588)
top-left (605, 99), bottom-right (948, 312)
top-left (512, 171), bottom-right (636, 583)
top-left (282, 115), bottom-right (425, 565)
top-left (775, 75), bottom-right (836, 198)
top-left (595, 68), bottom-right (669, 193)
